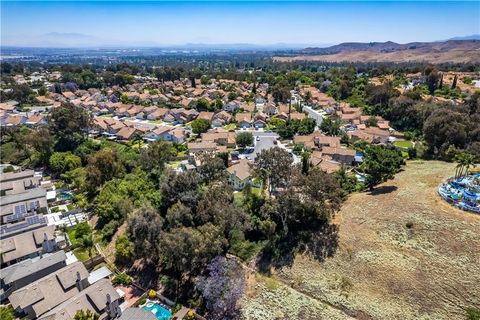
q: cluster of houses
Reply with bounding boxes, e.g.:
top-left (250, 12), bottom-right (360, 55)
top-left (0, 169), bottom-right (150, 319)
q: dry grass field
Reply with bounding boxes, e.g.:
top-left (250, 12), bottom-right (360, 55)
top-left (241, 161), bottom-right (480, 320)
top-left (273, 42), bottom-right (480, 64)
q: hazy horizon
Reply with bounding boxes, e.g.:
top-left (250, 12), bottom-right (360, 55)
top-left (1, 1), bottom-right (479, 48)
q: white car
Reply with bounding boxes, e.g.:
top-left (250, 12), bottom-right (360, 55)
top-left (256, 136), bottom-right (260, 141)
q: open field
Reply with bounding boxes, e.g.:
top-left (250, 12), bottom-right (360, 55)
top-left (241, 161), bottom-right (480, 320)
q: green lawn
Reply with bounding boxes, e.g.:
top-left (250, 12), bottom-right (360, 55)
top-left (167, 160), bottom-right (183, 169)
top-left (66, 227), bottom-right (79, 246)
top-left (224, 123), bottom-right (237, 130)
top-left (394, 140), bottom-right (413, 149)
top-left (72, 247), bottom-right (97, 262)
top-left (148, 119), bottom-right (163, 124)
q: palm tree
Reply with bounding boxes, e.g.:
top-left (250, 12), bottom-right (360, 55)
top-left (79, 233), bottom-right (95, 262)
top-left (455, 152), bottom-right (476, 179)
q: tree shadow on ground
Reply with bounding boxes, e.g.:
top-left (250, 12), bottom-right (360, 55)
top-left (367, 185), bottom-right (398, 196)
top-left (256, 222), bottom-right (339, 275)
top-left (128, 261), bottom-right (159, 290)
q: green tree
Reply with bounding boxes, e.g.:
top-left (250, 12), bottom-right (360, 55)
top-left (115, 234), bottom-right (134, 263)
top-left (74, 309), bottom-right (99, 320)
top-left (0, 305), bottom-right (15, 320)
top-left (29, 126), bottom-right (55, 167)
top-left (360, 145), bottom-right (404, 190)
top-left (320, 116), bottom-right (341, 136)
top-left (196, 98), bottom-right (211, 111)
top-left (79, 233), bottom-right (95, 261)
top-left (86, 147), bottom-right (124, 190)
top-left (191, 118), bottom-right (211, 134)
top-left (253, 147), bottom-right (293, 195)
top-left (236, 132), bottom-right (254, 148)
top-left (140, 140), bottom-right (176, 177)
top-left (365, 116), bottom-right (378, 127)
top-left (48, 103), bottom-right (92, 151)
top-left (49, 152), bottom-right (82, 175)
top-left (423, 108), bottom-right (471, 157)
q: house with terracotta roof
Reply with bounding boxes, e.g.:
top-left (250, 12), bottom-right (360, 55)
top-left (320, 146), bottom-right (356, 165)
top-left (1, 115), bottom-right (26, 127)
top-left (197, 111), bottom-right (215, 122)
top-left (25, 114), bottom-right (47, 127)
top-left (201, 130), bottom-right (236, 148)
top-left (227, 160), bottom-right (252, 190)
top-left (212, 111), bottom-right (232, 127)
top-left (236, 112), bottom-right (251, 128)
top-left (310, 151), bottom-right (341, 174)
top-left (115, 127), bottom-right (141, 141)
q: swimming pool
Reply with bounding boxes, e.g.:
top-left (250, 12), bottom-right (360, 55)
top-left (142, 302), bottom-right (172, 320)
top-left (57, 191), bottom-right (73, 201)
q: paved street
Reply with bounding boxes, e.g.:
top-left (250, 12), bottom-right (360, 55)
top-left (236, 130), bottom-right (300, 164)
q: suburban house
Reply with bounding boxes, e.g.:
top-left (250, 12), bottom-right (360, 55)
top-left (187, 142), bottom-right (227, 166)
top-left (115, 127), bottom-right (141, 141)
top-left (118, 308), bottom-right (157, 320)
top-left (201, 129), bottom-right (236, 148)
top-left (0, 225), bottom-right (57, 266)
top-left (38, 279), bottom-right (121, 320)
top-left (320, 146), bottom-right (356, 165)
top-left (146, 107), bottom-right (169, 120)
top-left (263, 102), bottom-right (277, 116)
top-left (224, 101), bottom-right (241, 112)
top-left (0, 251), bottom-right (67, 301)
top-left (226, 160), bottom-right (252, 190)
top-left (310, 151), bottom-right (341, 173)
top-left (8, 261), bottom-right (89, 319)
top-left (236, 112), bottom-right (252, 128)
top-left (197, 111), bottom-right (215, 122)
top-left (143, 126), bottom-right (173, 142)
top-left (163, 127), bottom-right (188, 143)
top-left (212, 111), bottom-right (232, 127)
top-left (25, 114), bottom-right (47, 127)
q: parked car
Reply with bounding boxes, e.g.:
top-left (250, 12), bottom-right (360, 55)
top-left (256, 136), bottom-right (260, 141)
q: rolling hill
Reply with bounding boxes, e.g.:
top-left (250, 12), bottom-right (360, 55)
top-left (273, 40), bottom-right (480, 64)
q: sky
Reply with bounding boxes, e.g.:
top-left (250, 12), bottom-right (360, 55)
top-left (1, 1), bottom-right (479, 47)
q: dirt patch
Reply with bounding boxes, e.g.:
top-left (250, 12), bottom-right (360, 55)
top-left (241, 161), bottom-right (480, 320)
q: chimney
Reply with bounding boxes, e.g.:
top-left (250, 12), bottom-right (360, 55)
top-left (42, 232), bottom-right (52, 252)
top-left (106, 293), bottom-right (116, 319)
top-left (76, 271), bottom-right (84, 291)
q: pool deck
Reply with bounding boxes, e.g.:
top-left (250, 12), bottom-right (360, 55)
top-left (116, 285), bottom-right (144, 307)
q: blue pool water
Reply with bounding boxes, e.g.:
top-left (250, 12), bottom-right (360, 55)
top-left (57, 192), bottom-right (73, 201)
top-left (142, 303), bottom-right (172, 320)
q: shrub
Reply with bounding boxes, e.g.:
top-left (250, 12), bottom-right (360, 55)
top-left (171, 303), bottom-right (182, 314)
top-left (406, 221), bottom-right (414, 229)
top-left (466, 308), bottom-right (480, 320)
top-left (2, 166), bottom-right (15, 173)
top-left (184, 310), bottom-right (195, 320)
top-left (0, 305), bottom-right (15, 320)
top-left (112, 272), bottom-right (133, 286)
top-left (138, 297), bottom-right (147, 306)
top-left (148, 289), bottom-right (157, 299)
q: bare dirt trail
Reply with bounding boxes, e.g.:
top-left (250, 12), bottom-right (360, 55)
top-left (241, 161), bottom-right (480, 320)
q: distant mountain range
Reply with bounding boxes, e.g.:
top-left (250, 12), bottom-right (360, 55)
top-left (274, 39), bottom-right (480, 64)
top-left (446, 34), bottom-right (480, 41)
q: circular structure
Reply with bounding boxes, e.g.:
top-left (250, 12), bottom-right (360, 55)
top-left (438, 173), bottom-right (480, 213)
